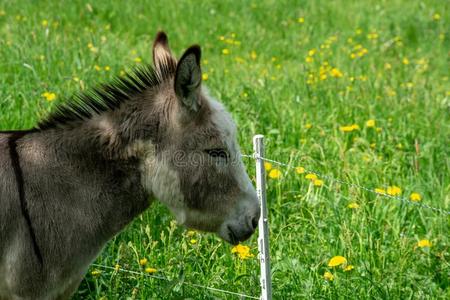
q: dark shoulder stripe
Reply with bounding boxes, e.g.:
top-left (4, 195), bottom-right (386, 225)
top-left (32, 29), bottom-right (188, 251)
top-left (8, 131), bottom-right (43, 267)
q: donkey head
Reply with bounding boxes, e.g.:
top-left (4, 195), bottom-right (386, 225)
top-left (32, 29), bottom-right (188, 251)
top-left (141, 32), bottom-right (260, 244)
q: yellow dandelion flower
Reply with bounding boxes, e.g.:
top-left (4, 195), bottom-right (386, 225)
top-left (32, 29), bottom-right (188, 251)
top-left (340, 125), bottom-right (353, 132)
top-left (231, 244), bottom-right (254, 259)
top-left (295, 167), bottom-right (305, 174)
top-left (305, 173), bottom-right (317, 181)
top-left (313, 179), bottom-right (324, 187)
top-left (250, 50), bottom-right (257, 60)
top-left (320, 74), bottom-right (327, 81)
top-left (305, 56), bottom-right (314, 63)
top-left (139, 258), bottom-right (148, 266)
top-left (134, 57), bottom-right (142, 63)
top-left (328, 256), bottom-right (347, 267)
top-left (268, 169), bottom-right (282, 179)
top-left (235, 56), bottom-right (246, 64)
top-left (376, 127), bottom-right (383, 133)
top-left (359, 48), bottom-right (369, 56)
top-left (344, 265), bottom-right (354, 272)
top-left (386, 88), bottom-right (397, 96)
top-left (202, 73), bottom-right (209, 81)
top-left (387, 186), bottom-right (402, 196)
top-left (145, 267), bottom-right (157, 274)
top-left (366, 119), bottom-right (376, 128)
top-left (402, 58), bottom-right (409, 65)
top-left (224, 38), bottom-right (234, 45)
top-left (91, 269), bottom-right (102, 276)
top-left (42, 92), bottom-right (56, 102)
top-left (323, 271), bottom-right (334, 281)
top-left (42, 19), bottom-right (48, 27)
top-left (264, 162), bottom-right (272, 171)
top-left (222, 48), bottom-right (230, 55)
top-left (297, 17), bottom-right (305, 23)
top-left (90, 47), bottom-right (99, 54)
top-left (340, 124), bottom-right (359, 132)
top-left (410, 192), bottom-right (422, 202)
top-left (433, 13), bottom-right (440, 21)
top-left (330, 68), bottom-right (343, 78)
top-left (348, 202), bottom-right (360, 209)
top-left (305, 123), bottom-right (312, 129)
top-left (104, 66), bottom-right (110, 71)
top-left (417, 239), bottom-right (432, 248)
top-left (367, 32), bottom-right (378, 40)
top-left (190, 239), bottom-right (197, 244)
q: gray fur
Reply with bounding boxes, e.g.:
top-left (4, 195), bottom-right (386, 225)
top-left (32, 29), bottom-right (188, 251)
top-left (0, 32), bottom-right (259, 300)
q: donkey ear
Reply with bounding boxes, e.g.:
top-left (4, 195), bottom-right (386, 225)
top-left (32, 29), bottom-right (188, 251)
top-left (174, 45), bottom-right (202, 112)
top-left (152, 31), bottom-right (176, 73)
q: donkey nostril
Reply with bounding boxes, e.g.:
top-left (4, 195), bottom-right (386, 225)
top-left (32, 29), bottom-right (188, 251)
top-left (251, 216), bottom-right (259, 229)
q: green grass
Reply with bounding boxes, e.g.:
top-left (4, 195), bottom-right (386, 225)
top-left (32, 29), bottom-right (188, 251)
top-left (1, 0), bottom-right (449, 299)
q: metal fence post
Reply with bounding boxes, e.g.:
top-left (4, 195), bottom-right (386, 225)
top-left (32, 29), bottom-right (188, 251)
top-left (253, 135), bottom-right (272, 300)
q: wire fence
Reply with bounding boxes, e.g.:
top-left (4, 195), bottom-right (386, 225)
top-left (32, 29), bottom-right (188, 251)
top-left (90, 264), bottom-right (259, 299)
top-left (242, 153), bottom-right (450, 216)
top-left (89, 150), bottom-right (449, 299)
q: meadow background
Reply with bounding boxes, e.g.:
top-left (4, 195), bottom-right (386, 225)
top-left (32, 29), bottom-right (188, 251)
top-left (0, 0), bottom-right (449, 299)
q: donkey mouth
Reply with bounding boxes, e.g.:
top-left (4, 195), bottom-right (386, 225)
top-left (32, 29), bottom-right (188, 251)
top-left (227, 225), bottom-right (239, 245)
top-left (226, 225), bottom-right (254, 245)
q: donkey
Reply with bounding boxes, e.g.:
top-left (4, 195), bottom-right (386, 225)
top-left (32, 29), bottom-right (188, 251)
top-left (0, 31), bottom-right (260, 300)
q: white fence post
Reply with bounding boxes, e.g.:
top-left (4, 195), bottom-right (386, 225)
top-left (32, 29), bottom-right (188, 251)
top-left (253, 135), bottom-right (272, 300)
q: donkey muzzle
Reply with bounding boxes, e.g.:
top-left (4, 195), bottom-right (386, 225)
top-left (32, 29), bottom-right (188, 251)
top-left (222, 209), bottom-right (260, 245)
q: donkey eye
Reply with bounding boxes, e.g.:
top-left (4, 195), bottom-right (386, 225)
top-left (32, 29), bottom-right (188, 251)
top-left (205, 148), bottom-right (229, 160)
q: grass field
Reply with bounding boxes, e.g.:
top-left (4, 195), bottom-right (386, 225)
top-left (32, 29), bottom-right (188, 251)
top-left (1, 0), bottom-right (449, 299)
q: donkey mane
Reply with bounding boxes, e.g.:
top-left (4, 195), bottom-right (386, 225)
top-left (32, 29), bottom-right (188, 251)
top-left (37, 62), bottom-right (175, 130)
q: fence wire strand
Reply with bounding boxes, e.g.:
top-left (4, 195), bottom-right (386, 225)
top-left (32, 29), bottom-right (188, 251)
top-left (89, 152), bottom-right (448, 299)
top-left (90, 264), bottom-right (259, 299)
top-left (242, 154), bottom-right (450, 216)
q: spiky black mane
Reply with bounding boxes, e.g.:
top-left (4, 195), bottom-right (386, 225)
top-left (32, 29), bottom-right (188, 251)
top-left (37, 63), bottom-right (174, 130)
